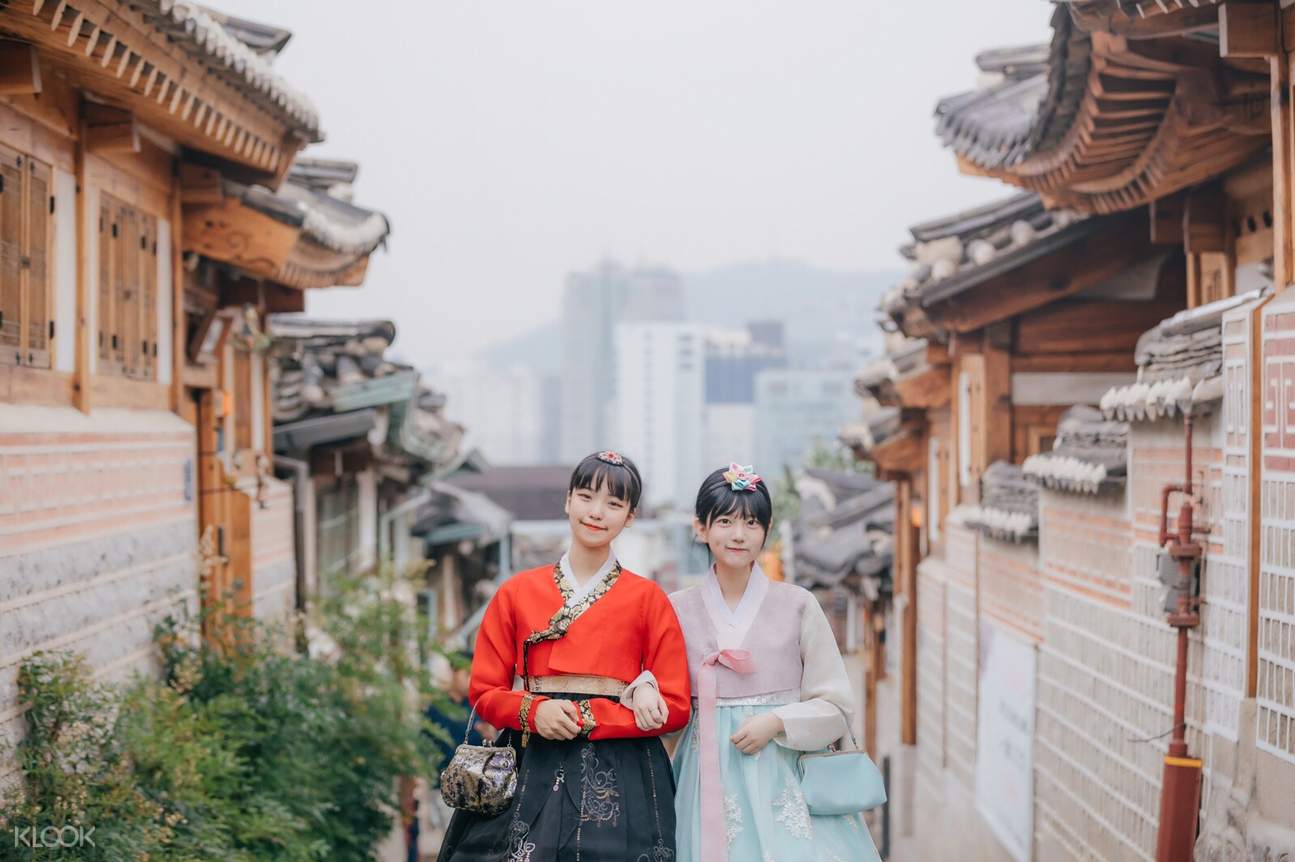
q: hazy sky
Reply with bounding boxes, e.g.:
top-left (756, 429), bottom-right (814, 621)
top-left (213, 1), bottom-right (1050, 365)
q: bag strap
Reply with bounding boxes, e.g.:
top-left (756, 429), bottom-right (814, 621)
top-left (463, 702), bottom-right (479, 746)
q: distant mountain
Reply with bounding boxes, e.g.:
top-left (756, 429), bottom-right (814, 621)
top-left (683, 259), bottom-right (897, 367)
top-left (475, 259), bottom-right (900, 372)
top-left (477, 319), bottom-right (562, 375)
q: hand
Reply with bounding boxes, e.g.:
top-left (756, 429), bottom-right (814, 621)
top-left (631, 683), bottom-right (668, 731)
top-left (534, 699), bottom-right (581, 740)
top-left (475, 720), bottom-right (495, 742)
top-left (730, 712), bottom-right (783, 755)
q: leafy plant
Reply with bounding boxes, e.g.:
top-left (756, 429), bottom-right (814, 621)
top-left (0, 566), bottom-right (448, 862)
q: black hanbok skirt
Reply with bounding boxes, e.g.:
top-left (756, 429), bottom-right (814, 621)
top-left (437, 694), bottom-right (676, 862)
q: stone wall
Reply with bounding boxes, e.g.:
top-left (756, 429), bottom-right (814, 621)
top-left (0, 405), bottom-right (198, 785)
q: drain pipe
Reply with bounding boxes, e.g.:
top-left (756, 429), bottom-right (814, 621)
top-left (1154, 413), bottom-right (1203, 862)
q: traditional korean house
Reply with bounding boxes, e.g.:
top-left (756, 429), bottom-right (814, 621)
top-left (789, 467), bottom-right (895, 756)
top-left (855, 3), bottom-right (1295, 859)
top-left (0, 3), bottom-right (390, 786)
top-left (268, 316), bottom-right (468, 606)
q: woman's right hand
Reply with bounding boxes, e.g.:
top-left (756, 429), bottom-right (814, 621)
top-left (534, 699), bottom-right (582, 740)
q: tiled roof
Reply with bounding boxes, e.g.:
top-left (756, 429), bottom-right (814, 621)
top-left (142, 1), bottom-right (322, 139)
top-left (1101, 289), bottom-right (1267, 422)
top-left (962, 461), bottom-right (1038, 543)
top-left (881, 193), bottom-right (1084, 325)
top-left (230, 159), bottom-right (391, 257)
top-left (1023, 405), bottom-right (1128, 495)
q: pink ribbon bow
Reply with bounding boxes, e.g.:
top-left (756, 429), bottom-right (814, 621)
top-left (699, 648), bottom-right (756, 862)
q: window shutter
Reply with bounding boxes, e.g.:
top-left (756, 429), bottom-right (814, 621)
top-left (140, 214), bottom-right (157, 379)
top-left (98, 200), bottom-right (114, 371)
top-left (0, 148), bottom-right (21, 365)
top-left (24, 158), bottom-right (51, 368)
top-left (117, 206), bottom-right (140, 378)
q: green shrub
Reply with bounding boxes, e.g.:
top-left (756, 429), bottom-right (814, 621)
top-left (1, 567), bottom-right (446, 862)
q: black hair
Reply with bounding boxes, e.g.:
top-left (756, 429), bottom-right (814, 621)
top-left (568, 452), bottom-right (644, 512)
top-left (694, 467), bottom-right (773, 537)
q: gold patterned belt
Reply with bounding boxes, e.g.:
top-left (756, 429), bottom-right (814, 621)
top-left (527, 674), bottom-right (626, 697)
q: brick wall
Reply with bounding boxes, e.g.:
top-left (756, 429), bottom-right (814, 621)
top-left (0, 405), bottom-right (198, 784)
top-left (979, 536), bottom-right (1042, 643)
top-left (1031, 416), bottom-right (1226, 861)
top-left (944, 522), bottom-right (978, 791)
top-left (915, 554), bottom-right (949, 802)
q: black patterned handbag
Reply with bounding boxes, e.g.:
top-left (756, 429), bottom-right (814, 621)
top-left (438, 703), bottom-right (518, 816)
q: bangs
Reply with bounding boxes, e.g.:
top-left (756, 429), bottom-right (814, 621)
top-left (568, 453), bottom-right (643, 509)
top-left (710, 488), bottom-right (766, 523)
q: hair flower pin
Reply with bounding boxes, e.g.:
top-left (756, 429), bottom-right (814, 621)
top-left (723, 463), bottom-right (761, 492)
top-left (595, 450), bottom-right (625, 466)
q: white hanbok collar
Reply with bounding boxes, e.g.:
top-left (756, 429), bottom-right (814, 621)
top-left (701, 564), bottom-right (769, 650)
top-left (557, 551), bottom-right (619, 606)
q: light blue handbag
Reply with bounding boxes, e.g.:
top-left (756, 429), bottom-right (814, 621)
top-left (797, 728), bottom-right (887, 815)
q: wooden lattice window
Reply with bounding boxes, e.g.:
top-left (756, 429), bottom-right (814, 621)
top-left (0, 144), bottom-right (55, 369)
top-left (97, 193), bottom-right (159, 380)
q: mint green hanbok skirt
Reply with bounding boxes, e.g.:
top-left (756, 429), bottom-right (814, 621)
top-left (672, 699), bottom-right (882, 862)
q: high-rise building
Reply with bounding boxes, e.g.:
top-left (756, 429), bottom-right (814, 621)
top-left (612, 322), bottom-right (707, 510)
top-left (560, 262), bottom-right (684, 462)
top-left (701, 323), bottom-right (786, 472)
top-left (754, 368), bottom-right (858, 480)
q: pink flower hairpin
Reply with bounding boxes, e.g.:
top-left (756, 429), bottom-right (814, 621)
top-left (723, 463), bottom-right (761, 492)
top-left (595, 450), bottom-right (625, 466)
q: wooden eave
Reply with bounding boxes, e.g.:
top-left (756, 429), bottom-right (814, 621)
top-left (868, 424), bottom-right (925, 475)
top-left (0, 1), bottom-right (307, 180)
top-left (183, 194), bottom-right (374, 291)
top-left (964, 23), bottom-right (1268, 214)
top-left (894, 366), bottom-right (949, 409)
top-left (921, 210), bottom-right (1164, 333)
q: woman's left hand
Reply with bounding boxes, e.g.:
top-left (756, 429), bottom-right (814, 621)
top-left (631, 682), bottom-right (668, 731)
top-left (731, 712), bottom-right (784, 754)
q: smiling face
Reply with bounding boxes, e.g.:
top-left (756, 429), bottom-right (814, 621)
top-left (565, 480), bottom-right (635, 551)
top-left (696, 509), bottom-right (768, 572)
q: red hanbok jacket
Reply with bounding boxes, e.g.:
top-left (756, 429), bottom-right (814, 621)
top-left (469, 564), bottom-right (691, 739)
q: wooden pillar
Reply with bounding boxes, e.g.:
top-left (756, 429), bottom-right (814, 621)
top-left (170, 179), bottom-right (185, 413)
top-left (197, 388), bottom-right (229, 648)
top-left (898, 475), bottom-right (918, 746)
top-left (863, 600), bottom-right (878, 759)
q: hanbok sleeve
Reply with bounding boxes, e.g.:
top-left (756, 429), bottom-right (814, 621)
top-left (771, 596), bottom-right (852, 751)
top-left (468, 585), bottom-right (547, 733)
top-left (585, 586), bottom-right (691, 739)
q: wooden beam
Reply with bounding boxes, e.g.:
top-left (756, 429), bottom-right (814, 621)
top-left (1183, 184), bottom-right (1228, 253)
top-left (1270, 48), bottom-right (1294, 288)
top-left (84, 117), bottom-right (139, 153)
top-left (0, 40), bottom-right (42, 95)
top-left (1219, 3), bottom-right (1280, 59)
top-left (1010, 351), bottom-right (1137, 373)
top-left (179, 162), bottom-right (223, 204)
top-left (171, 173), bottom-right (185, 413)
top-left (1150, 192), bottom-right (1186, 245)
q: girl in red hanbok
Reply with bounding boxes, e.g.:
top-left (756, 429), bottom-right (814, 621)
top-left (438, 451), bottom-right (690, 861)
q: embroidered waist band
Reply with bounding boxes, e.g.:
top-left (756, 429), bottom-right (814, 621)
top-left (527, 674), bottom-right (626, 697)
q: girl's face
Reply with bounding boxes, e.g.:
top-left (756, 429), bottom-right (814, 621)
top-left (696, 509), bottom-right (767, 572)
top-left (565, 481), bottom-right (635, 549)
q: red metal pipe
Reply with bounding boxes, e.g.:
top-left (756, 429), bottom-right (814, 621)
top-left (1155, 413), bottom-right (1202, 862)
